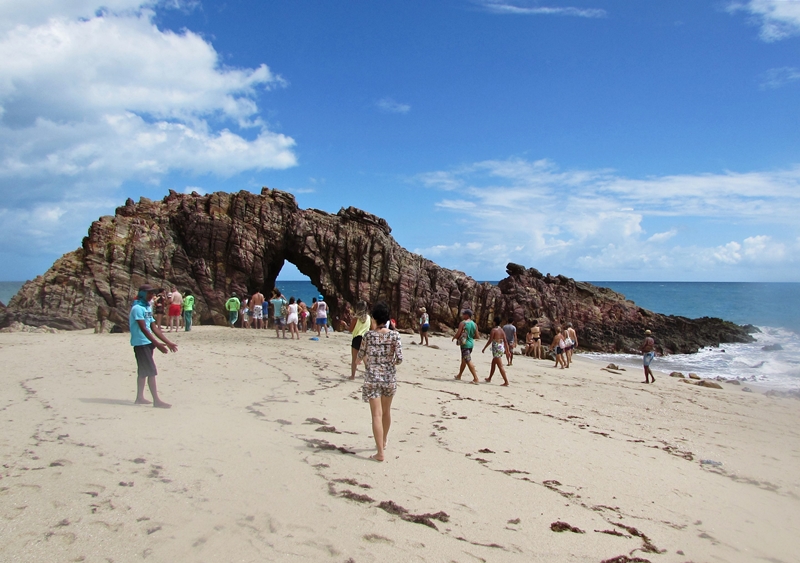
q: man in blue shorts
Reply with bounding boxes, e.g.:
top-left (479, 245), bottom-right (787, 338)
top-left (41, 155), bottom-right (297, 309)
top-left (129, 284), bottom-right (178, 408)
top-left (641, 329), bottom-right (656, 384)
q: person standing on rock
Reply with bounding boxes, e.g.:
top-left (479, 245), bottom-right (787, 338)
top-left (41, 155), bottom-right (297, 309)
top-left (315, 295), bottom-right (329, 338)
top-left (349, 300), bottom-right (371, 379)
top-left (453, 309), bottom-right (480, 384)
top-left (482, 316), bottom-right (510, 385)
top-left (357, 301), bottom-right (403, 462)
top-left (641, 329), bottom-right (656, 384)
top-left (129, 284), bottom-right (177, 408)
top-left (224, 292), bottom-right (240, 328)
top-left (182, 290), bottom-right (195, 331)
top-left (502, 317), bottom-right (517, 366)
top-left (168, 287), bottom-right (182, 332)
top-left (418, 307), bottom-right (430, 346)
top-left (250, 290), bottom-right (265, 330)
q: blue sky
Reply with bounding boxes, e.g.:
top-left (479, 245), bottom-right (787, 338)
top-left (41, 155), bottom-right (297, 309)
top-left (1, 0), bottom-right (799, 282)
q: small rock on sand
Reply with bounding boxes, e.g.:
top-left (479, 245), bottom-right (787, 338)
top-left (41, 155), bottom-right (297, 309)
top-left (670, 372), bottom-right (685, 378)
top-left (689, 373), bottom-right (701, 380)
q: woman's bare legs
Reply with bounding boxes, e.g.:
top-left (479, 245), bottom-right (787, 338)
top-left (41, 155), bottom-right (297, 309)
top-left (350, 346), bottom-right (359, 379)
top-left (368, 395), bottom-right (393, 461)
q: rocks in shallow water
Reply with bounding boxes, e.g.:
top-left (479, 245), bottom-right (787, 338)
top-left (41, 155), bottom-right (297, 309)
top-left (761, 344), bottom-right (783, 351)
top-left (688, 373), bottom-right (701, 380)
top-left (670, 371), bottom-right (685, 378)
top-left (697, 380), bottom-right (723, 389)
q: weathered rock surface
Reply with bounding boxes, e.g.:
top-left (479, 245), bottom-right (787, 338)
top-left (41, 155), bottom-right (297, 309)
top-left (0, 189), bottom-right (753, 353)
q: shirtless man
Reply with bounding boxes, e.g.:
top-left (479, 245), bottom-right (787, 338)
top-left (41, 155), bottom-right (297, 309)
top-left (565, 322), bottom-right (578, 366)
top-left (168, 287), bottom-right (182, 332)
top-left (482, 316), bottom-right (510, 386)
top-left (250, 290), bottom-right (265, 329)
top-left (641, 329), bottom-right (656, 384)
top-left (526, 319), bottom-right (542, 359)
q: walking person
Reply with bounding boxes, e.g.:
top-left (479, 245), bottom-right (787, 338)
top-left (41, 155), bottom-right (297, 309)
top-left (286, 297), bottom-right (300, 339)
top-left (315, 295), bottom-right (329, 338)
top-left (349, 300), bottom-right (371, 380)
top-left (453, 309), bottom-right (480, 384)
top-left (418, 307), bottom-right (430, 346)
top-left (357, 301), bottom-right (403, 462)
top-left (565, 322), bottom-right (578, 366)
top-left (550, 326), bottom-right (567, 369)
top-left (641, 329), bottom-right (656, 384)
top-left (182, 290), bottom-right (195, 331)
top-left (482, 316), bottom-right (510, 386)
top-left (129, 284), bottom-right (177, 408)
top-left (502, 317), bottom-right (517, 366)
top-left (224, 292), bottom-right (240, 328)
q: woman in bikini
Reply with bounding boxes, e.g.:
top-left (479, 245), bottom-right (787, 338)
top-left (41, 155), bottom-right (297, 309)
top-left (481, 316), bottom-right (509, 386)
top-left (357, 301), bottom-right (403, 462)
top-left (526, 319), bottom-right (542, 359)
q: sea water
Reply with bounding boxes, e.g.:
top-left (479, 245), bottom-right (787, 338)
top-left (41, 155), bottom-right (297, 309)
top-left (2, 279), bottom-right (798, 388)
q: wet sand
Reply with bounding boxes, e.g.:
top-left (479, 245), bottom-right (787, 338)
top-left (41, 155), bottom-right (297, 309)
top-left (1, 326), bottom-right (798, 562)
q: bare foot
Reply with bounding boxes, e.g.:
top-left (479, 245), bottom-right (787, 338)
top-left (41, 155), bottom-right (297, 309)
top-left (153, 401), bottom-right (172, 409)
top-left (501, 382), bottom-right (509, 386)
top-left (485, 377), bottom-right (492, 382)
top-left (348, 375), bottom-right (355, 380)
top-left (454, 375), bottom-right (462, 380)
top-left (471, 380), bottom-right (480, 385)
top-left (369, 454), bottom-right (384, 462)
top-left (134, 398), bottom-right (151, 405)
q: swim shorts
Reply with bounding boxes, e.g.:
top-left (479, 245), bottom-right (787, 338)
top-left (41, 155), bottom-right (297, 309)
top-left (352, 335), bottom-right (363, 351)
top-left (168, 304), bottom-right (181, 317)
top-left (273, 317), bottom-right (284, 328)
top-left (643, 352), bottom-right (655, 367)
top-left (252, 305), bottom-right (263, 319)
top-left (228, 310), bottom-right (239, 325)
top-left (316, 318), bottom-right (327, 326)
top-left (555, 347), bottom-right (563, 355)
top-left (491, 341), bottom-right (505, 359)
top-left (134, 344), bottom-right (157, 378)
top-left (362, 381), bottom-right (397, 402)
top-left (461, 346), bottom-right (473, 362)
top-left (421, 323), bottom-right (429, 333)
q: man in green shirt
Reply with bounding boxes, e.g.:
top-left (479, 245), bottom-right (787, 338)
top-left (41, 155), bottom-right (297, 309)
top-left (453, 309), bottom-right (480, 384)
top-left (182, 290), bottom-right (195, 332)
top-left (225, 292), bottom-right (241, 328)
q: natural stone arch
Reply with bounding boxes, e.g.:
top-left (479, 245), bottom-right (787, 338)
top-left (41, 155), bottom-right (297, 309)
top-left (1, 188), bottom-right (752, 353)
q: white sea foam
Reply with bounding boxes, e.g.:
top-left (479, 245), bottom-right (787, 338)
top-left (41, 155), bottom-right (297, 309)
top-left (585, 326), bottom-right (800, 390)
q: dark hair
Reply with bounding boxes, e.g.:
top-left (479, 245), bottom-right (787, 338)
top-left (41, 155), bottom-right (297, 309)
top-left (531, 319), bottom-right (538, 326)
top-left (494, 315), bottom-right (501, 326)
top-left (312, 297), bottom-right (317, 303)
top-left (507, 317), bottom-right (514, 324)
top-left (289, 296), bottom-right (295, 304)
top-left (185, 290), bottom-right (193, 296)
top-left (372, 301), bottom-right (391, 326)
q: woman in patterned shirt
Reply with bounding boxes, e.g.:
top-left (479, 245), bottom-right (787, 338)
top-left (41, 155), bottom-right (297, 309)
top-left (357, 301), bottom-right (403, 462)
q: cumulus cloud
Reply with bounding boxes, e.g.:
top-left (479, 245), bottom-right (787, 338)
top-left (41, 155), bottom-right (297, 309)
top-left (0, 1), bottom-right (297, 265)
top-left (728, 0), bottom-right (800, 41)
top-left (414, 157), bottom-right (800, 279)
top-left (475, 0), bottom-right (606, 18)
top-left (376, 97), bottom-right (411, 114)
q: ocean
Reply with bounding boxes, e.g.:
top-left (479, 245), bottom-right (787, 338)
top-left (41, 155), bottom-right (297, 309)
top-left (2, 279), bottom-right (798, 389)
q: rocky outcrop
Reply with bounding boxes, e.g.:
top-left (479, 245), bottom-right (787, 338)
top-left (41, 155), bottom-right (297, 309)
top-left (0, 189), bottom-right (753, 353)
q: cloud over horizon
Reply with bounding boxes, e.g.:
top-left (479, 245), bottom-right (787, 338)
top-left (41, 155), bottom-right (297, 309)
top-left (414, 158), bottom-right (800, 281)
top-left (475, 0), bottom-right (606, 18)
top-left (727, 0), bottom-right (800, 42)
top-left (0, 1), bottom-right (297, 269)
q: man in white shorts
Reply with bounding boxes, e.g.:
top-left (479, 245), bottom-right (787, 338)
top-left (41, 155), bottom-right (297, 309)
top-left (250, 290), bottom-right (265, 329)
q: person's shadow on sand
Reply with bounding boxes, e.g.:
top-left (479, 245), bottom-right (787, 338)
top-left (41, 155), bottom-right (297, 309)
top-left (79, 398), bottom-right (137, 406)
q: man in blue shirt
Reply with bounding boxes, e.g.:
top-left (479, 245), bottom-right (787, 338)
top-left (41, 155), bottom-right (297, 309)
top-left (130, 284), bottom-right (178, 408)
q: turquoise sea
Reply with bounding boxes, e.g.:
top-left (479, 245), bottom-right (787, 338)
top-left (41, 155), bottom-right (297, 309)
top-left (2, 279), bottom-right (799, 388)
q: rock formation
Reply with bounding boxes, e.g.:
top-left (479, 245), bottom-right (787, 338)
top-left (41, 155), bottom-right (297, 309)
top-left (0, 188), bottom-right (752, 353)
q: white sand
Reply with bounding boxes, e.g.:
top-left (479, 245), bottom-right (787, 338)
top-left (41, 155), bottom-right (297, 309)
top-left (1, 326), bottom-right (798, 562)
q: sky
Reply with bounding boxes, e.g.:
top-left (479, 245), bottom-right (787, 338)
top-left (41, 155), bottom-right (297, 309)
top-left (1, 0), bottom-right (799, 283)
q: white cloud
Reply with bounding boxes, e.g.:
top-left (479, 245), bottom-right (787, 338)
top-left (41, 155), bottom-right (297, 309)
top-left (476, 1), bottom-right (606, 18)
top-left (376, 97), bottom-right (411, 114)
top-left (761, 67), bottom-right (800, 89)
top-left (0, 1), bottom-right (297, 262)
top-left (728, 0), bottom-right (800, 41)
top-left (415, 157), bottom-right (800, 279)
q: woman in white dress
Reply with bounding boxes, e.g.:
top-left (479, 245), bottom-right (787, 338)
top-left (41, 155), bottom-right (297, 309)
top-left (286, 297), bottom-right (299, 340)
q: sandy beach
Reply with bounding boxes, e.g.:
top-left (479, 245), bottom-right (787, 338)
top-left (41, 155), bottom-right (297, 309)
top-left (1, 326), bottom-right (798, 563)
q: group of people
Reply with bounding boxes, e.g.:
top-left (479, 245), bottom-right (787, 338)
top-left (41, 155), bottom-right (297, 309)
top-left (153, 287), bottom-right (195, 332)
top-left (223, 290), bottom-right (330, 338)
